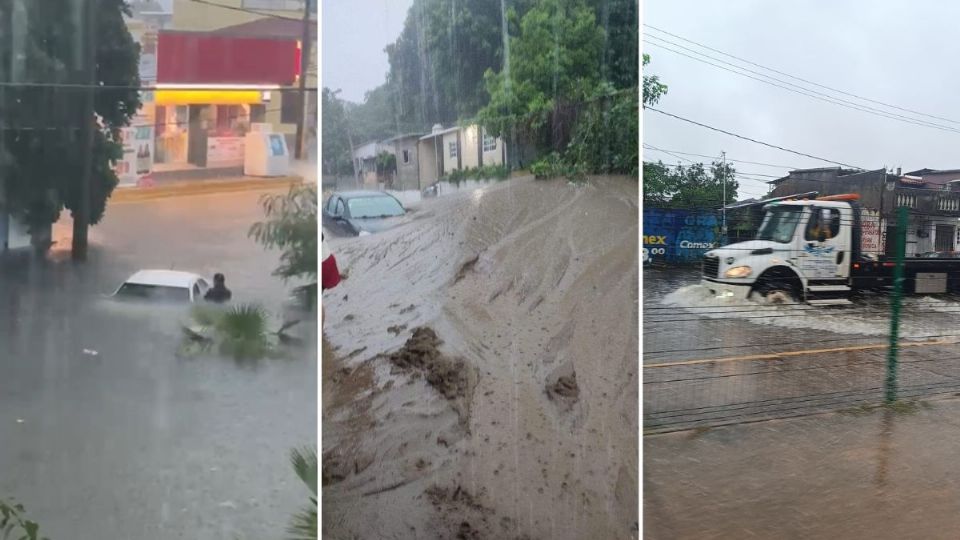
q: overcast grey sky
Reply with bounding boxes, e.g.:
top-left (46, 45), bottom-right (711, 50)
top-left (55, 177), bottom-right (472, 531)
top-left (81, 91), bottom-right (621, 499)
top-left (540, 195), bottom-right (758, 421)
top-left (643, 0), bottom-right (960, 199)
top-left (321, 0), bottom-right (413, 103)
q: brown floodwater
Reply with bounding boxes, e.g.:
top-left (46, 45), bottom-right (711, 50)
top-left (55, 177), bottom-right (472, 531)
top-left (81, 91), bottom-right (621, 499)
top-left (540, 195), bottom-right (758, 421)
top-left (322, 175), bottom-right (639, 540)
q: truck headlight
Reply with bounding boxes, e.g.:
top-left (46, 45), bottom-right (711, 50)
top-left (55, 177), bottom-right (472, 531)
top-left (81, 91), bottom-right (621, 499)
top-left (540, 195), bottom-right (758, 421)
top-left (724, 265), bottom-right (752, 278)
top-left (359, 230), bottom-right (371, 237)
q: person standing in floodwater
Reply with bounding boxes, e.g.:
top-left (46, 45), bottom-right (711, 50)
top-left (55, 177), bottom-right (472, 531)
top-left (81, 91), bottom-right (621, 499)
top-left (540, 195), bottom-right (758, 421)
top-left (322, 233), bottom-right (341, 329)
top-left (204, 273), bottom-right (232, 303)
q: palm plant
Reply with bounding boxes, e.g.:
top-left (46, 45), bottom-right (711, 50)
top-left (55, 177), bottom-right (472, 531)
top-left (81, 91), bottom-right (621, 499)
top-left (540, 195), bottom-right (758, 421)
top-left (287, 447), bottom-right (318, 540)
top-left (0, 499), bottom-right (45, 540)
top-left (180, 303), bottom-right (281, 361)
top-left (249, 185), bottom-right (318, 309)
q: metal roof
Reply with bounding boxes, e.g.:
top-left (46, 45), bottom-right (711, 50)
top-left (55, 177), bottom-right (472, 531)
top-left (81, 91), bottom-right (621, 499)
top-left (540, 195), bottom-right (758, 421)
top-left (382, 133), bottom-right (424, 143)
top-left (419, 126), bottom-right (461, 140)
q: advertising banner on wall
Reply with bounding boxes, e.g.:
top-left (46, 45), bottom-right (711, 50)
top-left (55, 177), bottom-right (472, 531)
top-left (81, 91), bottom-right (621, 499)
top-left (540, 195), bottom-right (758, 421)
top-left (207, 137), bottom-right (245, 167)
top-left (860, 209), bottom-right (884, 255)
top-left (116, 123), bottom-right (155, 186)
top-left (643, 209), bottom-right (720, 265)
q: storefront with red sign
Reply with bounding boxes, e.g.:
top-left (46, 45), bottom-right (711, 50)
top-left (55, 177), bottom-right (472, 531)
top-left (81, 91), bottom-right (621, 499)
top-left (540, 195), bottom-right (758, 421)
top-left (150, 30), bottom-right (301, 173)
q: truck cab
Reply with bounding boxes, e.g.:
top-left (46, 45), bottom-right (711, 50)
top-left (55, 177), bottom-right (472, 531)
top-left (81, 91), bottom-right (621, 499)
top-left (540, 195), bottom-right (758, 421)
top-left (702, 197), bottom-right (856, 304)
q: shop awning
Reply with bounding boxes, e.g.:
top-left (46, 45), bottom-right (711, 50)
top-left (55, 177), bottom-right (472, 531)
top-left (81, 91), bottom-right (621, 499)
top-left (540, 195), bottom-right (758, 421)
top-left (153, 88), bottom-right (269, 105)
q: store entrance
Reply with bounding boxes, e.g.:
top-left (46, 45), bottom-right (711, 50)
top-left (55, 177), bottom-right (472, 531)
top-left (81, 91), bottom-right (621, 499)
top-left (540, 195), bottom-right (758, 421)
top-left (187, 105), bottom-right (209, 167)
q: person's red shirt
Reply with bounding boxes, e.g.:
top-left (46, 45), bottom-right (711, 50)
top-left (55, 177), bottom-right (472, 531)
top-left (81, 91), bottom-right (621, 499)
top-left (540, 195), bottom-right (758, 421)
top-left (322, 233), bottom-right (341, 290)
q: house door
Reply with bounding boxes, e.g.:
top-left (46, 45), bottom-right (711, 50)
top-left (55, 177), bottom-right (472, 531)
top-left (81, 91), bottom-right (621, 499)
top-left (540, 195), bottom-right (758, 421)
top-left (936, 224), bottom-right (955, 252)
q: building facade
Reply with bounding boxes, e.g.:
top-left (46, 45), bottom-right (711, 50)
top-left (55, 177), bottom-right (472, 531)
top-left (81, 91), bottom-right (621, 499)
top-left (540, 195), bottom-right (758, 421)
top-left (417, 124), bottom-right (505, 189)
top-left (769, 167), bottom-right (960, 257)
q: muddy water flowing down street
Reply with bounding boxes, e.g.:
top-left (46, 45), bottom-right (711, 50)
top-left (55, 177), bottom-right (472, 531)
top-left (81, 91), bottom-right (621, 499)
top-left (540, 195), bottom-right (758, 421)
top-left (323, 176), bottom-right (639, 540)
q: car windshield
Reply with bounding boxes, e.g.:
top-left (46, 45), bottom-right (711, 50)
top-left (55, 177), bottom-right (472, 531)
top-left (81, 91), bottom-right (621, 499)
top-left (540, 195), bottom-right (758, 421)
top-left (115, 283), bottom-right (190, 302)
top-left (756, 206), bottom-right (805, 243)
top-left (347, 196), bottom-right (405, 219)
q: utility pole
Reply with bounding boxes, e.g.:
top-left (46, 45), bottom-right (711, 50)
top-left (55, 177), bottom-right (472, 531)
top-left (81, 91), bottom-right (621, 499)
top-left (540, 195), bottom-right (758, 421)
top-left (721, 150), bottom-right (727, 240)
top-left (293, 0), bottom-right (313, 160)
top-left (73, 0), bottom-right (97, 261)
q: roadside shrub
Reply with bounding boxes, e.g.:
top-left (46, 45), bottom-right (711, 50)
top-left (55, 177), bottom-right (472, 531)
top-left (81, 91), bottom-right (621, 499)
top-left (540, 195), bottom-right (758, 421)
top-left (566, 86), bottom-right (639, 176)
top-left (0, 499), bottom-right (44, 540)
top-left (530, 152), bottom-right (586, 183)
top-left (441, 164), bottom-right (512, 185)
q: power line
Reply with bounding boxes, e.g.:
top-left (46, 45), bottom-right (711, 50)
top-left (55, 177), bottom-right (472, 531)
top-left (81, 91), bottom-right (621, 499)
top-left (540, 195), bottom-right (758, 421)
top-left (641, 147), bottom-right (772, 185)
top-left (644, 24), bottom-right (960, 127)
top-left (642, 145), bottom-right (800, 169)
top-left (645, 106), bottom-right (865, 169)
top-left (644, 37), bottom-right (960, 136)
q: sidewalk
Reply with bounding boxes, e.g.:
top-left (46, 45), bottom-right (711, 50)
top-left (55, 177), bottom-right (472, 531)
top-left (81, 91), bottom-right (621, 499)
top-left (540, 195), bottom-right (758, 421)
top-left (645, 396), bottom-right (960, 540)
top-left (111, 174), bottom-right (305, 203)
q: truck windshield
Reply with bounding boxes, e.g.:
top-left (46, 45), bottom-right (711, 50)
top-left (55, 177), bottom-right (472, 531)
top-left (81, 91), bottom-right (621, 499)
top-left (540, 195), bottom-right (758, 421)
top-left (756, 207), bottom-right (805, 243)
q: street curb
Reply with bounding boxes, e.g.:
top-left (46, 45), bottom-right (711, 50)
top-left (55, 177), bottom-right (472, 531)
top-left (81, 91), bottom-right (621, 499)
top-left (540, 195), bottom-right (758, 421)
top-left (110, 175), bottom-right (304, 203)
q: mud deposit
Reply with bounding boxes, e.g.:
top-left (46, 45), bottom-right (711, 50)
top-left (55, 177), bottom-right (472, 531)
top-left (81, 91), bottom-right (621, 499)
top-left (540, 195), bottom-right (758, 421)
top-left (323, 176), bottom-right (638, 539)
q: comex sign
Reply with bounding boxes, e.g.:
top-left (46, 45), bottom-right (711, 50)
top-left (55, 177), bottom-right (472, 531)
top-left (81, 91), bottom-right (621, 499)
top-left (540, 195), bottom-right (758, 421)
top-left (642, 236), bottom-right (717, 263)
top-left (643, 209), bottom-right (720, 264)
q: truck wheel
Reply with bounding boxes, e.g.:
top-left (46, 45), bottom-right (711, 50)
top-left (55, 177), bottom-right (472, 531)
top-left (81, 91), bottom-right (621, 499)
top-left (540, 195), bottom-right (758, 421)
top-left (755, 278), bottom-right (799, 304)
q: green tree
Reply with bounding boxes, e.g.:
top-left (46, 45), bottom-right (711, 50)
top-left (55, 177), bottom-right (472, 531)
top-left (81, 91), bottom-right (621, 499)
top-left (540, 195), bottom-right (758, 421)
top-left (320, 88), bottom-right (353, 177)
top-left (479, 0), bottom-right (603, 153)
top-left (589, 0), bottom-right (639, 89)
top-left (642, 53), bottom-right (667, 106)
top-left (0, 0), bottom-right (140, 233)
top-left (643, 160), bottom-right (738, 208)
top-left (385, 0), bottom-right (509, 132)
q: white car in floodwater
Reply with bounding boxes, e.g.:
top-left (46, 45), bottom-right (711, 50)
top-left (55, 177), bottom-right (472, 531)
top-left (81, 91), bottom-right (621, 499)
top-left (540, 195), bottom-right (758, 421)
top-left (112, 270), bottom-right (210, 303)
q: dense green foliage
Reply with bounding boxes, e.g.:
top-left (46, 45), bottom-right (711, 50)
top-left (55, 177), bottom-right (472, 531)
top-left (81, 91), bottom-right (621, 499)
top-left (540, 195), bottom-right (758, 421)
top-left (321, 88), bottom-right (353, 177)
top-left (0, 0), bottom-right (140, 231)
top-left (322, 0), bottom-right (639, 179)
top-left (443, 164), bottom-right (510, 184)
top-left (477, 0), bottom-right (638, 175)
top-left (642, 160), bottom-right (738, 208)
top-left (529, 152), bottom-right (586, 183)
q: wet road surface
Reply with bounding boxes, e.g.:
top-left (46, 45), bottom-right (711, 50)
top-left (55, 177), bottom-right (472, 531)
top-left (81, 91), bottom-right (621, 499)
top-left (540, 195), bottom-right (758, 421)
top-left (645, 397), bottom-right (960, 540)
top-left (0, 190), bottom-right (316, 539)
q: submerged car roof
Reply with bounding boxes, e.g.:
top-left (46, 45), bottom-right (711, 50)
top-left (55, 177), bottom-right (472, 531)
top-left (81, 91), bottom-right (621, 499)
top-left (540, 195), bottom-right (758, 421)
top-left (125, 270), bottom-right (204, 288)
top-left (334, 191), bottom-right (400, 200)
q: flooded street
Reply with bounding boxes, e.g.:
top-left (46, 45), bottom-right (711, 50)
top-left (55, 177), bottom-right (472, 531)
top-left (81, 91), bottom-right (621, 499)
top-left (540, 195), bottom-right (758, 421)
top-left (0, 190), bottom-right (316, 539)
top-left (323, 176), bottom-right (639, 540)
top-left (646, 399), bottom-right (960, 540)
top-left (645, 262), bottom-right (960, 538)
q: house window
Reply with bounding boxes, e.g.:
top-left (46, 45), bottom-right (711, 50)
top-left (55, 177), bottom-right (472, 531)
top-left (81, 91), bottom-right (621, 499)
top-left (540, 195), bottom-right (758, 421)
top-left (449, 141), bottom-right (458, 158)
top-left (402, 149), bottom-right (410, 164)
top-left (482, 133), bottom-right (497, 152)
